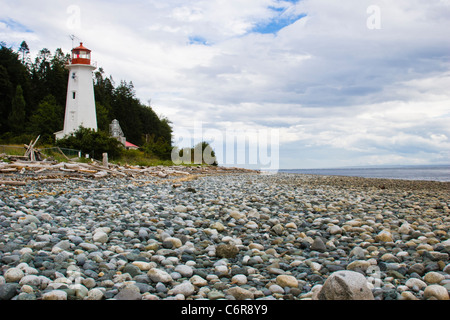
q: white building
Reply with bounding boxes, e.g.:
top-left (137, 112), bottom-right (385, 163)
top-left (55, 42), bottom-right (97, 140)
top-left (109, 119), bottom-right (139, 150)
top-left (110, 119), bottom-right (126, 146)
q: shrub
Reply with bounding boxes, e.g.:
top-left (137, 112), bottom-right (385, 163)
top-left (56, 126), bottom-right (123, 160)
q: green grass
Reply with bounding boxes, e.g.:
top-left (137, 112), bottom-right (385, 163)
top-left (1, 143), bottom-right (217, 168)
top-left (109, 149), bottom-right (175, 167)
top-left (0, 145), bottom-right (25, 156)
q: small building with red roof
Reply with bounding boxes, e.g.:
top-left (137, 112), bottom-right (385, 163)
top-left (125, 141), bottom-right (139, 150)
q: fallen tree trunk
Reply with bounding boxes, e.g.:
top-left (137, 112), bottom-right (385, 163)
top-left (0, 180), bottom-right (27, 186)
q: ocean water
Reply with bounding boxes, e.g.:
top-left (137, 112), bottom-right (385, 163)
top-left (279, 165), bottom-right (450, 182)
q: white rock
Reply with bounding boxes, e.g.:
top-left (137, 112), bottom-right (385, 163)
top-left (190, 275), bottom-right (208, 287)
top-left (211, 222), bottom-right (225, 231)
top-left (148, 268), bottom-right (173, 283)
top-left (249, 243), bottom-right (265, 251)
top-left (42, 290), bottom-right (67, 300)
top-left (70, 283), bottom-right (89, 299)
top-left (82, 278), bottom-right (96, 289)
top-left (424, 285), bottom-right (450, 300)
top-left (87, 288), bottom-right (105, 300)
top-left (38, 212), bottom-right (52, 221)
top-left (185, 260), bottom-right (196, 267)
top-left (276, 275), bottom-right (298, 288)
top-left (174, 205), bottom-right (187, 213)
top-left (132, 261), bottom-right (152, 271)
top-left (169, 281), bottom-right (195, 297)
top-left (215, 265), bottom-right (228, 276)
top-left (229, 210), bottom-right (245, 220)
top-left (19, 248), bottom-right (33, 255)
top-left (309, 262), bottom-right (322, 272)
top-left (164, 237), bottom-right (182, 248)
top-left (4, 268), bottom-right (24, 282)
top-left (248, 210), bottom-right (260, 219)
top-left (269, 284), bottom-right (285, 294)
top-left (328, 225), bottom-right (342, 235)
top-left (79, 243), bottom-right (98, 251)
top-left (347, 260), bottom-right (371, 271)
top-left (175, 265), bottom-right (193, 278)
top-left (375, 230), bottom-right (393, 242)
top-left (38, 275), bottom-right (51, 289)
top-left (424, 271), bottom-right (445, 284)
top-left (399, 222), bottom-right (412, 234)
top-left (317, 271), bottom-right (374, 300)
top-left (441, 239), bottom-right (450, 248)
top-left (69, 198), bottom-right (83, 206)
top-left (231, 274), bottom-right (248, 285)
top-left (405, 278), bottom-right (427, 290)
top-left (94, 227), bottom-right (111, 234)
top-left (203, 228), bottom-right (218, 236)
top-left (123, 230), bottom-right (136, 238)
top-left (19, 275), bottom-right (41, 287)
top-left (22, 215), bottom-right (40, 225)
top-left (245, 221), bottom-right (259, 229)
top-left (53, 240), bottom-right (72, 251)
top-left (227, 287), bottom-right (254, 300)
top-left (93, 231), bottom-right (108, 244)
top-left (21, 285), bottom-right (34, 294)
top-left (286, 222), bottom-right (297, 229)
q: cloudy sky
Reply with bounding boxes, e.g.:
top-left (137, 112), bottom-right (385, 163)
top-left (1, 0), bottom-right (450, 169)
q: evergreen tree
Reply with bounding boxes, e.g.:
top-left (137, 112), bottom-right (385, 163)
top-left (8, 85), bottom-right (26, 133)
top-left (0, 65), bottom-right (13, 131)
top-left (95, 102), bottom-right (111, 132)
top-left (29, 95), bottom-right (64, 142)
top-left (48, 48), bottom-right (70, 107)
top-left (18, 41), bottom-right (30, 64)
top-left (0, 44), bottom-right (30, 132)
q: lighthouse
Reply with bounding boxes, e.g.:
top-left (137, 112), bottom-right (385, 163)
top-left (55, 42), bottom-right (97, 140)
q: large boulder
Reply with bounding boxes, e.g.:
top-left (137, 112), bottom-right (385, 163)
top-left (317, 270), bottom-right (374, 300)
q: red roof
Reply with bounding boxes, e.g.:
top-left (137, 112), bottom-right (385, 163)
top-left (72, 42), bottom-right (91, 52)
top-left (125, 141), bottom-right (139, 148)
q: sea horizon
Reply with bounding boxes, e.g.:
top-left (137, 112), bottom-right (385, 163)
top-left (278, 164), bottom-right (450, 182)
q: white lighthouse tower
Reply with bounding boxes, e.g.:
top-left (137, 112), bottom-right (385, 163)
top-left (55, 42), bottom-right (97, 140)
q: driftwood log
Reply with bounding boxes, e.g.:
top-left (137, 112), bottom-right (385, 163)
top-left (1, 152), bottom-right (259, 187)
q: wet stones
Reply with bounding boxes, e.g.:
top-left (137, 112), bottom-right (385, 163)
top-left (0, 172), bottom-right (449, 300)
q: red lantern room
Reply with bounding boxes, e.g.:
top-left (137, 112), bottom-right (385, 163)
top-left (71, 42), bottom-right (91, 65)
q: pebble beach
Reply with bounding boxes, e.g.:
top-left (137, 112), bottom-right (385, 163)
top-left (1, 170), bottom-right (449, 301)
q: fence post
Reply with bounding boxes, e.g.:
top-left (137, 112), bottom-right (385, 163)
top-left (102, 153), bottom-right (108, 167)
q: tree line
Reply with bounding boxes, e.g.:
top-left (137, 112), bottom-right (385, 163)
top-left (0, 41), bottom-right (173, 160)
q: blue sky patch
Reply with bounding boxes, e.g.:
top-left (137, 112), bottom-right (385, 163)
top-left (0, 18), bottom-right (33, 33)
top-left (253, 12), bottom-right (306, 34)
top-left (188, 36), bottom-right (209, 46)
top-left (253, 2), bottom-right (306, 35)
